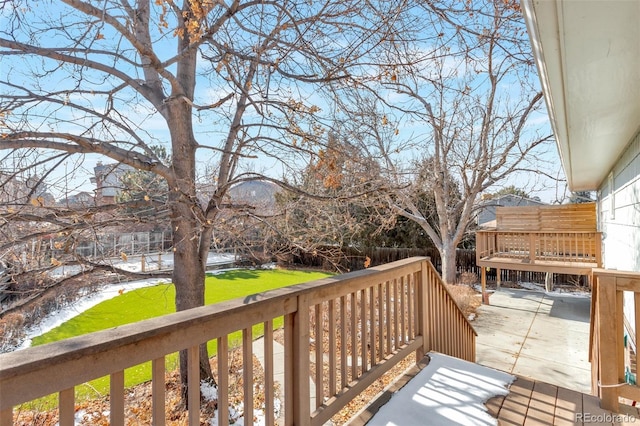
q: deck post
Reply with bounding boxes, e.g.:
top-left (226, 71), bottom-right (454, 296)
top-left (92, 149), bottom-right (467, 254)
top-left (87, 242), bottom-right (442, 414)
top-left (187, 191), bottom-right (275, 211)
top-left (496, 268), bottom-right (501, 289)
top-left (597, 275), bottom-right (620, 412)
top-left (416, 261), bottom-right (430, 360)
top-left (481, 267), bottom-right (489, 305)
top-left (291, 294), bottom-right (311, 425)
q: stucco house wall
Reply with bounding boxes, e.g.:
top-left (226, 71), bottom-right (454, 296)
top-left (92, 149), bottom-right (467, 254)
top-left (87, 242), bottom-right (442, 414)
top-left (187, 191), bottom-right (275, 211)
top-left (598, 131), bottom-right (640, 273)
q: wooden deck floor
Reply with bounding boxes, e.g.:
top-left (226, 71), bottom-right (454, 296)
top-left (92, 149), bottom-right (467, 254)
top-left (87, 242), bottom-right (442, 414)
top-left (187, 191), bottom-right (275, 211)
top-left (487, 376), bottom-right (639, 425)
top-left (349, 359), bottom-right (639, 426)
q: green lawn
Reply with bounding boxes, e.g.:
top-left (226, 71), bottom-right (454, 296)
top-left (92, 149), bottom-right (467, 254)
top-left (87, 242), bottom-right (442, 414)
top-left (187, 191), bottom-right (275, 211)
top-left (28, 268), bottom-right (331, 405)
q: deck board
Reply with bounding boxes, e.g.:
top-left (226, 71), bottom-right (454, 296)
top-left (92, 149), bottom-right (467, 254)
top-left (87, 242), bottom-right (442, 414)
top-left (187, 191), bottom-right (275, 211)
top-left (581, 393), bottom-right (614, 425)
top-left (496, 376), bottom-right (535, 425)
top-left (351, 365), bottom-right (638, 425)
top-left (554, 386), bottom-right (583, 425)
top-left (524, 381), bottom-right (558, 425)
top-left (488, 376), bottom-right (640, 425)
top-left (486, 393), bottom-right (507, 418)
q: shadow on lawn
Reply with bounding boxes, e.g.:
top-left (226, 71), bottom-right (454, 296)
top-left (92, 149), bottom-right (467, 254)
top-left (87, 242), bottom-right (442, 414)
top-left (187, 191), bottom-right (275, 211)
top-left (207, 270), bottom-right (261, 280)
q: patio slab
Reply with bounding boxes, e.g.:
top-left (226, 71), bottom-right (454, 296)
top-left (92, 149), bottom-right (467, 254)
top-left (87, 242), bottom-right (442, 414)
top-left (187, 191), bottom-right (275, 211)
top-left (473, 288), bottom-right (592, 394)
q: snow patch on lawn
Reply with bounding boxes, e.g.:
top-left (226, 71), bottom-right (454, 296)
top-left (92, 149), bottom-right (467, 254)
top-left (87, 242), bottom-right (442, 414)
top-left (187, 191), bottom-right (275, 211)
top-left (367, 352), bottom-right (514, 426)
top-left (12, 252), bottom-right (239, 351)
top-left (48, 252), bottom-right (236, 277)
top-left (16, 278), bottom-right (167, 350)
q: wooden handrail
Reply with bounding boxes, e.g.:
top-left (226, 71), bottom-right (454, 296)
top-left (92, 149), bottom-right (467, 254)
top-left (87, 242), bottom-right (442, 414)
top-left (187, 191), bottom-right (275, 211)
top-left (0, 257), bottom-right (476, 425)
top-left (591, 269), bottom-right (640, 412)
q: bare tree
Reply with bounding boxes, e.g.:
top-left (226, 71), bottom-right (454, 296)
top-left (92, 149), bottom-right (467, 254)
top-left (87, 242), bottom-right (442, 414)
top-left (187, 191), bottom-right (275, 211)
top-left (0, 0), bottom-right (408, 397)
top-left (329, 0), bottom-right (555, 284)
top-left (262, 132), bottom-right (387, 271)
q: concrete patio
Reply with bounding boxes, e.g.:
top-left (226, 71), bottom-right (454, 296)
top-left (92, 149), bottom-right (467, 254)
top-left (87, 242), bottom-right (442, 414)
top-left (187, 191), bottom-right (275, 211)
top-left (473, 288), bottom-right (592, 394)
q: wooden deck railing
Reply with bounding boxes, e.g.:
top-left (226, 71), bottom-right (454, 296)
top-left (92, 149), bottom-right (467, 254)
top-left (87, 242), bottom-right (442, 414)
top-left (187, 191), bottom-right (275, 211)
top-left (0, 257), bottom-right (476, 426)
top-left (476, 230), bottom-right (602, 268)
top-left (591, 269), bottom-right (640, 412)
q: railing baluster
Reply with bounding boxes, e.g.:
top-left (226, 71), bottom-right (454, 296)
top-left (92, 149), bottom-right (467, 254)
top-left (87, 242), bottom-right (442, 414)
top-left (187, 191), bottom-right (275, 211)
top-left (400, 275), bottom-right (406, 346)
top-left (448, 299), bottom-right (454, 355)
top-left (264, 321), bottom-right (274, 426)
top-left (314, 303), bottom-right (322, 409)
top-left (187, 346), bottom-right (200, 426)
top-left (455, 301), bottom-right (461, 356)
top-left (218, 336), bottom-right (229, 426)
top-left (385, 281), bottom-right (392, 355)
top-left (369, 286), bottom-right (376, 368)
top-left (413, 273), bottom-right (419, 343)
top-left (328, 299), bottom-right (336, 395)
top-left (340, 295), bottom-right (347, 390)
top-left (361, 288), bottom-right (368, 372)
top-left (350, 292), bottom-right (357, 379)
top-left (284, 313), bottom-right (294, 425)
top-left (393, 279), bottom-right (399, 350)
top-left (437, 274), bottom-right (444, 351)
top-left (437, 285), bottom-right (443, 352)
top-left (110, 370), bottom-right (125, 426)
top-left (243, 328), bottom-right (253, 426)
top-left (152, 357), bottom-right (165, 426)
top-left (408, 276), bottom-right (413, 342)
top-left (447, 292), bottom-right (453, 353)
top-left (378, 282), bottom-right (384, 362)
top-left (584, 233), bottom-right (588, 261)
top-left (456, 301), bottom-right (462, 356)
top-left (59, 388), bottom-right (74, 426)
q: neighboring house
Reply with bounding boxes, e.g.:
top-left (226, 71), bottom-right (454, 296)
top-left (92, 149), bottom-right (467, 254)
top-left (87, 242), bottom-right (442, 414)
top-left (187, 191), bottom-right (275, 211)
top-left (522, 0), bottom-right (640, 273)
top-left (90, 162), bottom-right (134, 205)
top-left (0, 172), bottom-right (54, 207)
top-left (227, 180), bottom-right (279, 215)
top-left (57, 191), bottom-right (95, 208)
top-left (476, 194), bottom-right (546, 228)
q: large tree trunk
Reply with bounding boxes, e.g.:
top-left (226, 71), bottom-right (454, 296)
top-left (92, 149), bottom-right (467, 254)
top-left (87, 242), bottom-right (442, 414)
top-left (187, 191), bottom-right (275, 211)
top-left (167, 90), bottom-right (215, 404)
top-left (440, 242), bottom-right (458, 284)
top-left (172, 202), bottom-right (215, 404)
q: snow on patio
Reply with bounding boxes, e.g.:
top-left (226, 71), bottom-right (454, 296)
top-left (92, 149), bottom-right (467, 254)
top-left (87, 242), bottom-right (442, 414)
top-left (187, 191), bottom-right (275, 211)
top-left (366, 352), bottom-right (514, 426)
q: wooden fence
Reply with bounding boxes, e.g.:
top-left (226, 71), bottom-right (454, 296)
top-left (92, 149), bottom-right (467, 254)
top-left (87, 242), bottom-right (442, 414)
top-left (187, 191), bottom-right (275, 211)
top-left (0, 257), bottom-right (476, 426)
top-left (496, 202), bottom-right (597, 231)
top-left (294, 247), bottom-right (586, 285)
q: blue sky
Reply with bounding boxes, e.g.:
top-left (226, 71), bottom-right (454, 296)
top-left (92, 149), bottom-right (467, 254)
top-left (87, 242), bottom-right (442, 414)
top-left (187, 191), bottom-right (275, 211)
top-left (0, 0), bottom-right (567, 203)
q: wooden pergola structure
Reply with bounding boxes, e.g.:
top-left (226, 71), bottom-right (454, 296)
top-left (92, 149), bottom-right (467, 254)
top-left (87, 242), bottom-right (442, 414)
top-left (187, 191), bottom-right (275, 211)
top-left (476, 203), bottom-right (602, 302)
